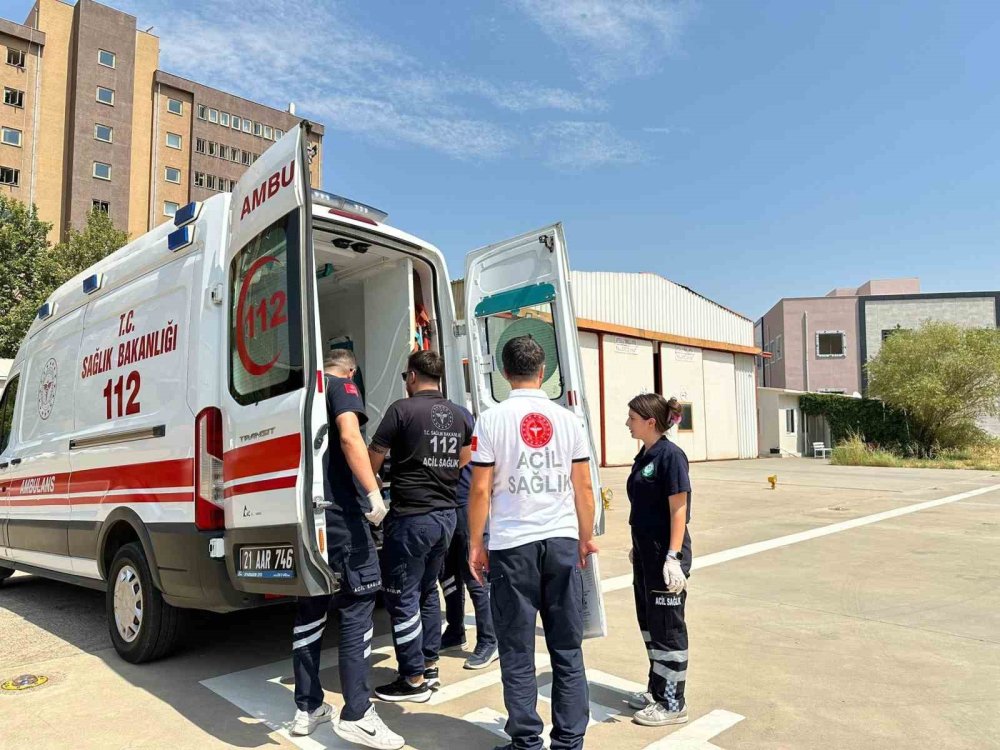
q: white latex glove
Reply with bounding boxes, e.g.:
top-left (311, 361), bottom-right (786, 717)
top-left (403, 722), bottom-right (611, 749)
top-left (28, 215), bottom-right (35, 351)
top-left (663, 556), bottom-right (687, 594)
top-left (364, 490), bottom-right (388, 525)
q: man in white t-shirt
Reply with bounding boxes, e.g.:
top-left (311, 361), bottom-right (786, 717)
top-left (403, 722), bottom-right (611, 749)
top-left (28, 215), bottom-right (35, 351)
top-left (468, 335), bottom-right (599, 750)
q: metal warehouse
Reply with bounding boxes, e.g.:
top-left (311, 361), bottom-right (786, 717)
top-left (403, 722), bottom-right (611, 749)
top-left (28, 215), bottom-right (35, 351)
top-left (455, 271), bottom-right (759, 466)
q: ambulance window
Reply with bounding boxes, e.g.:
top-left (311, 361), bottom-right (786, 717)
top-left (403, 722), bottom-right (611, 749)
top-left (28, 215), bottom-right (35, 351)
top-left (482, 304), bottom-right (563, 403)
top-left (0, 374), bottom-right (20, 453)
top-left (228, 211), bottom-right (304, 405)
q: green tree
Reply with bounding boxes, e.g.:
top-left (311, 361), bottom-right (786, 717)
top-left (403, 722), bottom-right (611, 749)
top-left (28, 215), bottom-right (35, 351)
top-left (0, 202), bottom-right (128, 358)
top-left (867, 321), bottom-right (1000, 453)
top-left (0, 196), bottom-right (52, 357)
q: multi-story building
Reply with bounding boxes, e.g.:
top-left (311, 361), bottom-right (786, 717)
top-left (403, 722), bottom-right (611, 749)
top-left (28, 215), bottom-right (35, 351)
top-left (756, 278), bottom-right (1000, 394)
top-left (0, 0), bottom-right (323, 242)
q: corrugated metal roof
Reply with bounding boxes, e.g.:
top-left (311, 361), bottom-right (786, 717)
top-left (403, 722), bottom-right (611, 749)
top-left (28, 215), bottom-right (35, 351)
top-left (570, 272), bottom-right (755, 347)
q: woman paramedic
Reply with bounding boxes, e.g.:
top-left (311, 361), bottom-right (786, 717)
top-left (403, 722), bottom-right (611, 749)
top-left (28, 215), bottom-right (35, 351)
top-left (624, 394), bottom-right (693, 728)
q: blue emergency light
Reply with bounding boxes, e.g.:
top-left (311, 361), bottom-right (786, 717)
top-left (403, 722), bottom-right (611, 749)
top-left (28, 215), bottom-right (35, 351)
top-left (173, 201), bottom-right (201, 228)
top-left (168, 225), bottom-right (194, 252)
top-left (82, 274), bottom-right (104, 295)
top-left (37, 302), bottom-right (54, 320)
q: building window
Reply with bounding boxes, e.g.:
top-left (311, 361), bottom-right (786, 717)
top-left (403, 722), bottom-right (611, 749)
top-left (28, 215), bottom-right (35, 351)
top-left (881, 327), bottom-right (910, 342)
top-left (677, 403), bottom-right (694, 432)
top-left (231, 115), bottom-right (241, 130)
top-left (208, 108), bottom-right (219, 123)
top-left (6, 49), bottom-right (26, 68)
top-left (98, 49), bottom-right (116, 68)
top-left (818, 388), bottom-right (846, 394)
top-left (207, 141), bottom-right (217, 157)
top-left (164, 166), bottom-right (181, 184)
top-left (195, 137), bottom-right (206, 154)
top-left (220, 112), bottom-right (230, 127)
top-left (0, 166), bottom-right (19, 186)
top-left (785, 408), bottom-right (796, 434)
top-left (92, 199), bottom-right (109, 214)
top-left (242, 119), bottom-right (251, 133)
top-left (167, 97), bottom-right (183, 115)
top-left (241, 150), bottom-right (252, 165)
top-left (1, 127), bottom-right (22, 147)
top-left (253, 121), bottom-right (262, 136)
top-left (164, 201), bottom-right (179, 217)
top-left (93, 162), bottom-right (112, 180)
top-left (96, 86), bottom-right (115, 106)
top-left (219, 145), bottom-right (229, 160)
top-left (193, 171), bottom-right (205, 187)
top-left (230, 148), bottom-right (241, 163)
top-left (206, 174), bottom-right (217, 190)
top-left (816, 331), bottom-right (846, 358)
top-left (263, 125), bottom-right (273, 140)
top-left (274, 129), bottom-right (283, 139)
top-left (3, 87), bottom-right (24, 108)
top-left (94, 123), bottom-right (113, 143)
top-left (774, 334), bottom-right (783, 361)
top-left (197, 104), bottom-right (207, 119)
top-left (219, 178), bottom-right (229, 192)
top-left (166, 132), bottom-right (182, 149)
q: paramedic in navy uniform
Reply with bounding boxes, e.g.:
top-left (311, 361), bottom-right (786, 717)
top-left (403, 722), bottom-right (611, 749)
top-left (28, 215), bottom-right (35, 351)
top-left (624, 394), bottom-right (693, 728)
top-left (368, 350), bottom-right (473, 703)
top-left (290, 349), bottom-right (404, 750)
top-left (468, 335), bottom-right (599, 750)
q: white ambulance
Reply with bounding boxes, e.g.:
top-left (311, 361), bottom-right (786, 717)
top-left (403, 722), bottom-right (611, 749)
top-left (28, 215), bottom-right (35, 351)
top-left (0, 124), bottom-right (602, 662)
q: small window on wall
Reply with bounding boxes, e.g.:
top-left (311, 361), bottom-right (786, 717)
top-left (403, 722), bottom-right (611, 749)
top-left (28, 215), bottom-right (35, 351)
top-left (7, 49), bottom-right (26, 68)
top-left (228, 210), bottom-right (303, 405)
top-left (677, 403), bottom-right (693, 431)
top-left (96, 86), bottom-right (114, 105)
top-left (242, 119), bottom-right (251, 133)
top-left (881, 327), bottom-right (910, 342)
top-left (193, 171), bottom-right (205, 187)
top-left (166, 132), bottom-right (182, 149)
top-left (0, 373), bottom-right (21, 453)
top-left (163, 201), bottom-right (179, 217)
top-left (1, 127), bottom-right (22, 147)
top-left (93, 161), bottom-right (112, 180)
top-left (195, 137), bottom-right (206, 154)
top-left (208, 108), bottom-right (219, 123)
top-left (481, 303), bottom-right (563, 403)
top-left (774, 334), bottom-right (783, 361)
top-left (98, 49), bottom-right (116, 68)
top-left (220, 112), bottom-right (230, 127)
top-left (94, 123), bottom-right (113, 143)
top-left (167, 98), bottom-right (183, 115)
top-left (785, 408), bottom-right (796, 433)
top-left (816, 331), bottom-right (846, 358)
top-left (4, 87), bottom-right (24, 108)
top-left (263, 125), bottom-right (272, 140)
top-left (231, 115), bottom-right (241, 130)
top-left (197, 104), bottom-right (207, 120)
top-left (0, 166), bottom-right (19, 185)
top-left (92, 199), bottom-right (109, 214)
top-left (253, 121), bottom-right (262, 136)
top-left (164, 166), bottom-right (181, 183)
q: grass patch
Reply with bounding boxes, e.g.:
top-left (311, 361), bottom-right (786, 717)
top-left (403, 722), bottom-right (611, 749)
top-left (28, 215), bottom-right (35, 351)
top-left (831, 434), bottom-right (1000, 470)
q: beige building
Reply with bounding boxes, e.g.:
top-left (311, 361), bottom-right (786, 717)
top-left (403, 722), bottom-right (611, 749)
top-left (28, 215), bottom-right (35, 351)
top-left (1, 0), bottom-right (324, 243)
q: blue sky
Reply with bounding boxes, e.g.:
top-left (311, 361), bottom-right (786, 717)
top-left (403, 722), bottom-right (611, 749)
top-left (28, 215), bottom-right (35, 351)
top-left (11, 1), bottom-right (1000, 318)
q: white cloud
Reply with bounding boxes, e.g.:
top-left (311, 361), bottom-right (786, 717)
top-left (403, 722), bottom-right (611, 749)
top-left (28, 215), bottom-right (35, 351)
top-left (120, 0), bottom-right (622, 162)
top-left (511, 0), bottom-right (692, 86)
top-left (535, 121), bottom-right (644, 169)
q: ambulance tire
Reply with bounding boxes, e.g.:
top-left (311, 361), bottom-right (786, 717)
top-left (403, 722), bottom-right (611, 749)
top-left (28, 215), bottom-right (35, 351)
top-left (0, 566), bottom-right (13, 585)
top-left (106, 542), bottom-right (184, 663)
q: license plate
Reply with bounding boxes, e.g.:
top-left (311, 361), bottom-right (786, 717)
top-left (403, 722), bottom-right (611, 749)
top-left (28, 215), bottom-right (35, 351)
top-left (237, 545), bottom-right (296, 579)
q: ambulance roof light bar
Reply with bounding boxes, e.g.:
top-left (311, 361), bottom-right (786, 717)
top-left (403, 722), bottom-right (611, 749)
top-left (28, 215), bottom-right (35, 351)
top-left (311, 190), bottom-right (388, 225)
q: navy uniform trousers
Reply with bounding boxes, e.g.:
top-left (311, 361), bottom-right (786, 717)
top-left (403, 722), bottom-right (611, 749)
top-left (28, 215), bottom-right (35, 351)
top-left (293, 517), bottom-right (381, 722)
top-left (631, 531), bottom-right (689, 711)
top-left (489, 537), bottom-right (589, 750)
top-left (440, 505), bottom-right (497, 648)
top-left (382, 508), bottom-right (457, 678)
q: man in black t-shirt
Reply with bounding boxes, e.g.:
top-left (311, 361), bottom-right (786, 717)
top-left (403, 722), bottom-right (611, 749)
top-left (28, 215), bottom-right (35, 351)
top-left (368, 350), bottom-right (472, 703)
top-left (290, 349), bottom-right (403, 749)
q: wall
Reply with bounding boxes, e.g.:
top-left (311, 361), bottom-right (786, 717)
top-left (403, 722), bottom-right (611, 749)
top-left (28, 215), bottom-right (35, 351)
top-left (758, 301), bottom-right (786, 388)
top-left (126, 29), bottom-right (157, 238)
top-left (661, 343), bottom-right (707, 462)
top-left (781, 296), bottom-right (860, 394)
top-left (0, 22), bottom-right (43, 208)
top-left (703, 350), bottom-right (739, 459)
top-left (862, 296), bottom-right (999, 363)
top-left (150, 81), bottom-right (192, 228)
top-left (734, 353), bottom-right (758, 459)
top-left (757, 388), bottom-right (780, 456)
top-left (601, 334), bottom-right (653, 465)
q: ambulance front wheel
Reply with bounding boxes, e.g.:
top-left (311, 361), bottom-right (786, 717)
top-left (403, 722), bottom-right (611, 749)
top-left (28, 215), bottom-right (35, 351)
top-left (106, 542), bottom-right (184, 663)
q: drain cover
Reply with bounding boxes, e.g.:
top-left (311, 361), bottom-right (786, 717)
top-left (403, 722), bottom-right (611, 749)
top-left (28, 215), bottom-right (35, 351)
top-left (1, 674), bottom-right (49, 692)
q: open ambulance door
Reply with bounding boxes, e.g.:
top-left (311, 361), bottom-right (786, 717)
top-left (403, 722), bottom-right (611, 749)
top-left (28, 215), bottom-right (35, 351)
top-left (464, 224), bottom-right (605, 535)
top-left (220, 123), bottom-right (335, 596)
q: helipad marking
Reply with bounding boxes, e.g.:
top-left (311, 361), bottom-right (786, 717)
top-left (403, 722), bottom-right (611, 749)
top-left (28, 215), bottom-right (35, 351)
top-left (640, 709), bottom-right (745, 749)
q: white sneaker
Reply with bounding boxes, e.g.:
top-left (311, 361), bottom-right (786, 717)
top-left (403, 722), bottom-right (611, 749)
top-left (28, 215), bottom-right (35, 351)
top-left (633, 702), bottom-right (688, 727)
top-left (290, 702), bottom-right (335, 736)
top-left (335, 706), bottom-right (405, 750)
top-left (627, 691), bottom-right (654, 710)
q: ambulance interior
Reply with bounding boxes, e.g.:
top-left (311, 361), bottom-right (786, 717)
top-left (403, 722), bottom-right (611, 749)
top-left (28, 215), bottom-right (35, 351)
top-left (312, 218), bottom-right (441, 433)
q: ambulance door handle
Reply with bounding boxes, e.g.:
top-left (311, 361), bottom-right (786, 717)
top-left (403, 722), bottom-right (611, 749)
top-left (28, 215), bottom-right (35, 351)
top-left (9, 458), bottom-right (20, 466)
top-left (0, 462), bottom-right (7, 469)
top-left (313, 424), bottom-right (329, 451)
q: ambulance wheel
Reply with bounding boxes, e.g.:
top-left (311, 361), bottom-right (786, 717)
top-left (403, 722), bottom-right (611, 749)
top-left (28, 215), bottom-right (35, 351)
top-left (106, 542), bottom-right (184, 663)
top-left (0, 566), bottom-right (13, 585)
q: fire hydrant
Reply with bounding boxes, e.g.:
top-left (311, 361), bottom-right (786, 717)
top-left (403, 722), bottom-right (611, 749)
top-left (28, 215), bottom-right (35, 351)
top-left (767, 474), bottom-right (777, 490)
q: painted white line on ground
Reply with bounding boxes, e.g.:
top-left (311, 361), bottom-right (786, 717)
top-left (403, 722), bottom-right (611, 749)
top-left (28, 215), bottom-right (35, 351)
top-left (601, 482), bottom-right (1000, 594)
top-left (640, 709), bottom-right (745, 750)
top-left (463, 707), bottom-right (553, 744)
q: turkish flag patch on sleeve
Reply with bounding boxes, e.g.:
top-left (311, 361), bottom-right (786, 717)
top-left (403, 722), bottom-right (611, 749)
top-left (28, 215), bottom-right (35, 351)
top-left (471, 436), bottom-right (479, 451)
top-left (344, 382), bottom-right (359, 396)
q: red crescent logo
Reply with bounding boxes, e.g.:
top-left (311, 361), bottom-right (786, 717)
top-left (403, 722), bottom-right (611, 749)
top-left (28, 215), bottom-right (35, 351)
top-left (235, 254), bottom-right (282, 376)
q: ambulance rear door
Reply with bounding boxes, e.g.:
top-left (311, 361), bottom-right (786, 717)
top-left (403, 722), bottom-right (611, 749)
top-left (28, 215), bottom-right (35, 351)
top-left (463, 224), bottom-right (605, 534)
top-left (220, 123), bottom-right (334, 595)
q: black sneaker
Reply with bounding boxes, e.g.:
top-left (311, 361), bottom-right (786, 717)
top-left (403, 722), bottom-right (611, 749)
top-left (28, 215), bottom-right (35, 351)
top-left (440, 629), bottom-right (467, 651)
top-left (424, 666), bottom-right (441, 689)
top-left (374, 676), bottom-right (432, 703)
